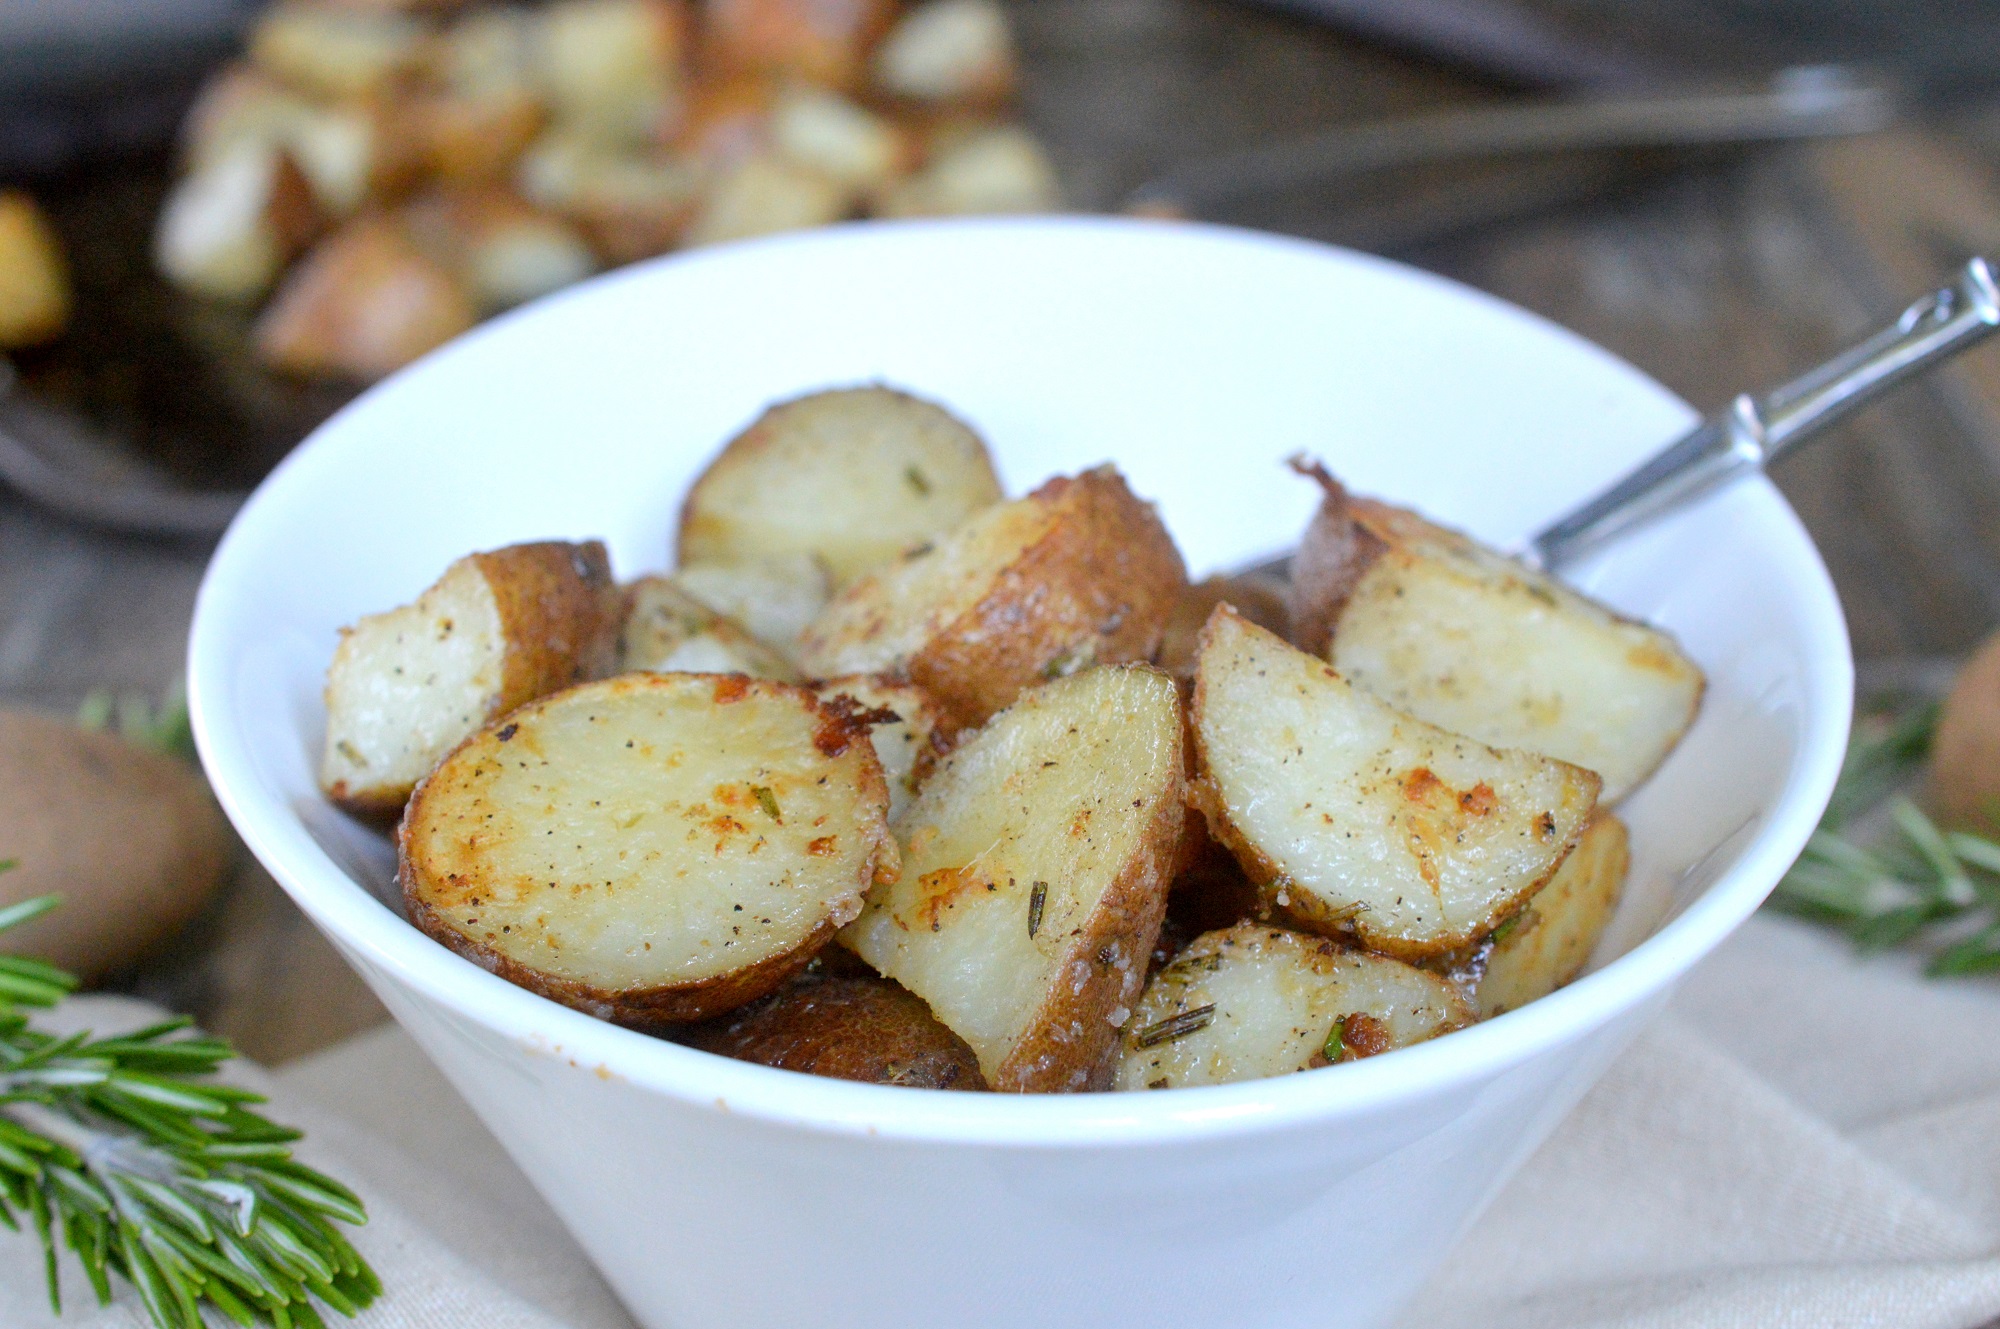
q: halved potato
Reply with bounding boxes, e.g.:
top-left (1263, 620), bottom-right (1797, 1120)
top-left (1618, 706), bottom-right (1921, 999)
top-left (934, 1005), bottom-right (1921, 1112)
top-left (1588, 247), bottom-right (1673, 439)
top-left (797, 465), bottom-right (1188, 728)
top-left (617, 574), bottom-right (797, 680)
top-left (814, 675), bottom-right (955, 822)
top-left (1289, 463), bottom-right (1704, 802)
top-left (682, 968), bottom-right (985, 1088)
top-left (677, 385), bottom-right (1003, 589)
top-left (1191, 606), bottom-right (1600, 961)
top-left (0, 193), bottom-right (70, 348)
top-left (673, 554), bottom-right (831, 655)
top-left (873, 0), bottom-right (1015, 105)
top-left (1157, 571), bottom-right (1289, 680)
top-left (320, 540), bottom-right (620, 816)
top-left (842, 665), bottom-right (1184, 1092)
top-left (1114, 925), bottom-right (1473, 1090)
top-left (401, 672), bottom-right (896, 1025)
top-left (1475, 810), bottom-right (1628, 1017)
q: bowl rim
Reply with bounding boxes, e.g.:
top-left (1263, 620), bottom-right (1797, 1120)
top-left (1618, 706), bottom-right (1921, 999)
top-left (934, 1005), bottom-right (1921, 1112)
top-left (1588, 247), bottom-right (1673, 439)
top-left (188, 215), bottom-right (1853, 1147)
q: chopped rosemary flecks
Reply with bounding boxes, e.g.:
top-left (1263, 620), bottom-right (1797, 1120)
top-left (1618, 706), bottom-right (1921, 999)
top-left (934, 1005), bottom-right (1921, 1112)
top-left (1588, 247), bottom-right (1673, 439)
top-left (904, 465), bottom-right (931, 496)
top-left (1132, 1004), bottom-right (1216, 1049)
top-left (0, 878), bottom-right (380, 1329)
top-left (1489, 911), bottom-right (1524, 946)
top-left (1027, 882), bottom-right (1047, 939)
top-left (751, 786), bottom-right (782, 823)
top-left (1766, 692), bottom-right (2000, 976)
top-left (1322, 1019), bottom-right (1347, 1065)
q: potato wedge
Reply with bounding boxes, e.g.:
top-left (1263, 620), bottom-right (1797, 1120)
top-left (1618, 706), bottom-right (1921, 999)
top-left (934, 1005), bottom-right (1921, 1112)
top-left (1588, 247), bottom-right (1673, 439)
top-left (1157, 571), bottom-right (1289, 680)
top-left (673, 554), bottom-right (831, 655)
top-left (320, 540), bottom-right (620, 816)
top-left (1192, 605), bottom-right (1600, 961)
top-left (1475, 811), bottom-right (1627, 1017)
top-left (401, 672), bottom-right (895, 1025)
top-left (874, 125), bottom-right (1059, 218)
top-left (1289, 464), bottom-right (1704, 802)
top-left (814, 675), bottom-right (955, 822)
top-left (1114, 925), bottom-right (1473, 1090)
top-left (842, 665), bottom-right (1184, 1092)
top-left (617, 574), bottom-right (798, 680)
top-left (254, 215), bottom-right (478, 381)
top-left (680, 154), bottom-right (852, 247)
top-left (682, 967), bottom-right (985, 1088)
top-left (154, 142), bottom-right (320, 303)
top-left (702, 0), bottom-right (897, 90)
top-left (873, 0), bottom-right (1015, 105)
top-left (798, 465), bottom-right (1187, 728)
top-left (677, 385), bottom-right (1003, 589)
top-left (0, 193), bottom-right (70, 348)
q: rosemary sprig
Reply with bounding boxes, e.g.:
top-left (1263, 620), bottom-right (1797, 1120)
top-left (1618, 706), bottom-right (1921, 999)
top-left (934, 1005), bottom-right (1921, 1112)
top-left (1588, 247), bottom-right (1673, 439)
top-left (1767, 692), bottom-right (2000, 976)
top-left (0, 882), bottom-right (379, 1328)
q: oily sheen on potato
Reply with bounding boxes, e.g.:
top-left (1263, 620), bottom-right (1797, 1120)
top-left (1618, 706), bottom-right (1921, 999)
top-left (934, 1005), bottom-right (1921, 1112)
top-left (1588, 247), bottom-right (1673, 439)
top-left (399, 673), bottom-right (896, 1026)
top-left (676, 386), bottom-right (1004, 588)
top-left (1192, 606), bottom-right (1600, 961)
top-left (1116, 925), bottom-right (1472, 1090)
top-left (1289, 467), bottom-right (1704, 803)
top-left (1476, 811), bottom-right (1629, 1017)
top-left (617, 574), bottom-right (798, 680)
top-left (842, 665), bottom-right (1184, 1092)
top-left (797, 465), bottom-right (1188, 727)
top-left (320, 540), bottom-right (620, 816)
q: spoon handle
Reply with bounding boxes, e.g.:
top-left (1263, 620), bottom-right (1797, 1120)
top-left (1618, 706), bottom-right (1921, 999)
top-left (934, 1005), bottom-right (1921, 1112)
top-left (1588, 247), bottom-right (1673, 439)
top-left (1526, 256), bottom-right (2000, 571)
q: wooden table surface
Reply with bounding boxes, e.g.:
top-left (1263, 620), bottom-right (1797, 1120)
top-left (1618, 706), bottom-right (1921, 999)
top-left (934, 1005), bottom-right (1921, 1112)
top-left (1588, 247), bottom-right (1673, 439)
top-left (7, 0), bottom-right (2000, 1064)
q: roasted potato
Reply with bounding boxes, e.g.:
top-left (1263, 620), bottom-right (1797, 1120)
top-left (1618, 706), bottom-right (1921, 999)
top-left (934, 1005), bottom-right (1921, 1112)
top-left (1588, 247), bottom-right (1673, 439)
top-left (1191, 605), bottom-right (1600, 961)
top-left (842, 665), bottom-right (1183, 1092)
top-left (702, 0), bottom-right (897, 90)
top-left (536, 0), bottom-right (687, 145)
top-left (1929, 629), bottom-right (2000, 834)
top-left (673, 554), bottom-right (831, 655)
top-left (404, 188), bottom-right (598, 314)
top-left (814, 675), bottom-right (955, 822)
top-left (872, 0), bottom-right (1015, 105)
top-left (680, 154), bottom-right (853, 247)
top-left (874, 125), bottom-right (1058, 218)
top-left (254, 215), bottom-right (478, 379)
top-left (1115, 925), bottom-right (1474, 1090)
top-left (677, 385), bottom-right (1004, 588)
top-left (412, 91), bottom-right (549, 188)
top-left (682, 967), bottom-right (985, 1087)
top-left (671, 73), bottom-right (777, 166)
top-left (1475, 811), bottom-right (1627, 1017)
top-left (248, 5), bottom-right (426, 100)
top-left (617, 574), bottom-right (798, 679)
top-left (515, 133), bottom-right (705, 263)
top-left (1289, 464), bottom-right (1704, 803)
top-left (154, 142), bottom-right (320, 303)
top-left (0, 193), bottom-right (70, 348)
top-left (769, 87), bottom-right (913, 190)
top-left (1157, 571), bottom-right (1289, 680)
top-left (798, 465), bottom-right (1188, 728)
top-left (402, 672), bottom-right (896, 1025)
top-left (320, 540), bottom-right (620, 816)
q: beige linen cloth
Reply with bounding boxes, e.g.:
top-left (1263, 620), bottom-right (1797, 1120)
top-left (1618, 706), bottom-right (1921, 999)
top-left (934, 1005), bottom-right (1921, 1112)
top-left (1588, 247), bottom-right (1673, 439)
top-left (8, 913), bottom-right (2000, 1329)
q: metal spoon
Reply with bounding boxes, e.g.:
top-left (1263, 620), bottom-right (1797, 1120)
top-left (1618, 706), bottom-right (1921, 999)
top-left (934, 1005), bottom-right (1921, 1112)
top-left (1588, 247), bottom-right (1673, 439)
top-left (1526, 256), bottom-right (2000, 570)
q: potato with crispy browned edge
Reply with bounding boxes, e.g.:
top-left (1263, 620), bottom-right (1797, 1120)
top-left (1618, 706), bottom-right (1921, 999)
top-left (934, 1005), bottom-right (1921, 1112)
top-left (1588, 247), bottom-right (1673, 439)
top-left (402, 672), bottom-right (897, 1026)
top-left (1192, 605), bottom-right (1600, 962)
top-left (1116, 925), bottom-right (1473, 1090)
top-left (814, 675), bottom-right (955, 822)
top-left (1157, 571), bottom-right (1289, 680)
top-left (1288, 461), bottom-right (1704, 803)
top-left (843, 665), bottom-right (1184, 1092)
top-left (618, 575), bottom-right (798, 680)
top-left (678, 386), bottom-right (1004, 589)
top-left (673, 553), bottom-right (830, 656)
top-left (682, 966), bottom-right (985, 1088)
top-left (798, 465), bottom-right (1188, 728)
top-left (1475, 810), bottom-right (1628, 1017)
top-left (320, 540), bottom-right (620, 817)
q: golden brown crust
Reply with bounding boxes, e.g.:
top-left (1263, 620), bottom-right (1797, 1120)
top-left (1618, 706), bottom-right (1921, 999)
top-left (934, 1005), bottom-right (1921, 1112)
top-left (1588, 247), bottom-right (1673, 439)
top-left (908, 467), bottom-right (1188, 728)
top-left (1157, 574), bottom-right (1290, 680)
top-left (1285, 457), bottom-right (1387, 657)
top-left (991, 753), bottom-right (1183, 1092)
top-left (474, 540), bottom-right (623, 707)
top-left (682, 970), bottom-right (988, 1089)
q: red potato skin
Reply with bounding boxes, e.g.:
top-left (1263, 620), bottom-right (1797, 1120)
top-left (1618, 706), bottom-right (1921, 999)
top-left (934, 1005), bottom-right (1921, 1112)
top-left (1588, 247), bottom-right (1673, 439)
top-left (1284, 458), bottom-right (1387, 658)
top-left (682, 968), bottom-right (988, 1088)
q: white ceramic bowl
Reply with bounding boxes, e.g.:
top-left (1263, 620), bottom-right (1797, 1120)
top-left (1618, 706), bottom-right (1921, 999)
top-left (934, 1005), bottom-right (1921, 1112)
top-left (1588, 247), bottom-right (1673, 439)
top-left (188, 217), bottom-right (1851, 1329)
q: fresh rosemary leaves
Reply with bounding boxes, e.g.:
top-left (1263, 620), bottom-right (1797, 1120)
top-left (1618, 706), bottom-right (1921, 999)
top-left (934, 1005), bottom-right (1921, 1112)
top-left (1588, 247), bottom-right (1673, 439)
top-left (1767, 693), bottom-right (2000, 975)
top-left (0, 885), bottom-right (379, 1329)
